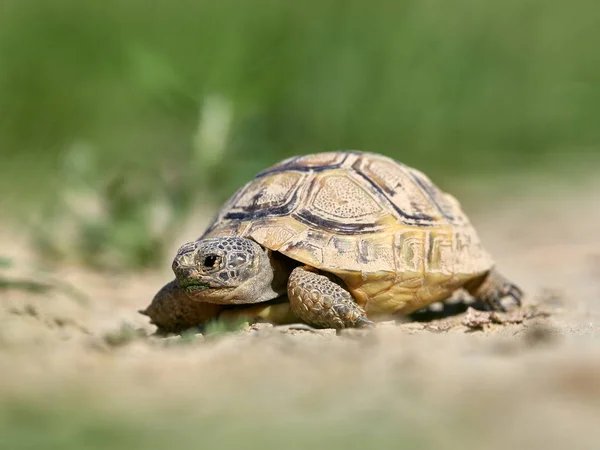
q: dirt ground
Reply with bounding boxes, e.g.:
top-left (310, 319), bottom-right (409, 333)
top-left (1, 179), bottom-right (600, 449)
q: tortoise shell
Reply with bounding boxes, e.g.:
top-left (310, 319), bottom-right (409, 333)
top-left (201, 151), bottom-right (493, 316)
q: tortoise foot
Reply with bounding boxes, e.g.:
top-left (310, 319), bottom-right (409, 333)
top-left (287, 266), bottom-right (373, 329)
top-left (467, 269), bottom-right (523, 312)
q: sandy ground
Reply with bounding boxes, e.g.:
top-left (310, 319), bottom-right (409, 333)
top-left (1, 179), bottom-right (599, 449)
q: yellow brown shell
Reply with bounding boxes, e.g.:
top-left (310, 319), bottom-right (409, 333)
top-left (201, 151), bottom-right (493, 317)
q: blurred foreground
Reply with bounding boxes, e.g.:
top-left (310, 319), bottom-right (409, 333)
top-left (2, 1), bottom-right (600, 448)
top-left (1, 180), bottom-right (599, 450)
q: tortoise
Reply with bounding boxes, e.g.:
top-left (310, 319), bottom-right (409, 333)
top-left (141, 151), bottom-right (522, 332)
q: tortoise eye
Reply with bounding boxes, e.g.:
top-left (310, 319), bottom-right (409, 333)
top-left (203, 255), bottom-right (221, 269)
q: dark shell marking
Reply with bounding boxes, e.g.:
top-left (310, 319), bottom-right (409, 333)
top-left (200, 151), bottom-right (493, 316)
top-left (204, 151), bottom-right (461, 238)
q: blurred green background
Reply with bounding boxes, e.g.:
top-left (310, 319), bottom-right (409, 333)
top-left (1, 0), bottom-right (599, 269)
top-left (1, 2), bottom-right (600, 449)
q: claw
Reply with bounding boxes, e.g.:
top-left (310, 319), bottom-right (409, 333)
top-left (487, 283), bottom-right (523, 311)
top-left (356, 317), bottom-right (376, 328)
top-left (471, 271), bottom-right (524, 312)
top-left (491, 295), bottom-right (507, 312)
top-left (500, 283), bottom-right (523, 308)
top-left (507, 287), bottom-right (523, 306)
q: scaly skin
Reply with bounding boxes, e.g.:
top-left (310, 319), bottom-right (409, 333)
top-left (142, 280), bottom-right (299, 333)
top-left (464, 268), bottom-right (523, 311)
top-left (141, 152), bottom-right (525, 332)
top-left (141, 237), bottom-right (291, 332)
top-left (140, 280), bottom-right (224, 333)
top-left (142, 236), bottom-right (522, 332)
top-left (287, 266), bottom-right (374, 329)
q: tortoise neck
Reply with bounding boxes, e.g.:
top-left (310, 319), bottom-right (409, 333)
top-left (266, 249), bottom-right (300, 297)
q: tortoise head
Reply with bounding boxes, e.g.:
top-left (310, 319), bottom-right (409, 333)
top-left (172, 237), bottom-right (281, 305)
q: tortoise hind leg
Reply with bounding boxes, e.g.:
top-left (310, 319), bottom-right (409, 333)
top-left (464, 269), bottom-right (523, 311)
top-left (287, 266), bottom-right (375, 329)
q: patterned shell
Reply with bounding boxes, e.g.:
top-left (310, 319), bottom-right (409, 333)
top-left (201, 151), bottom-right (494, 316)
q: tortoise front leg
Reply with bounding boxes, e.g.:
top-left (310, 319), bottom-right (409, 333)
top-left (140, 280), bottom-right (225, 333)
top-left (287, 266), bottom-right (375, 329)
